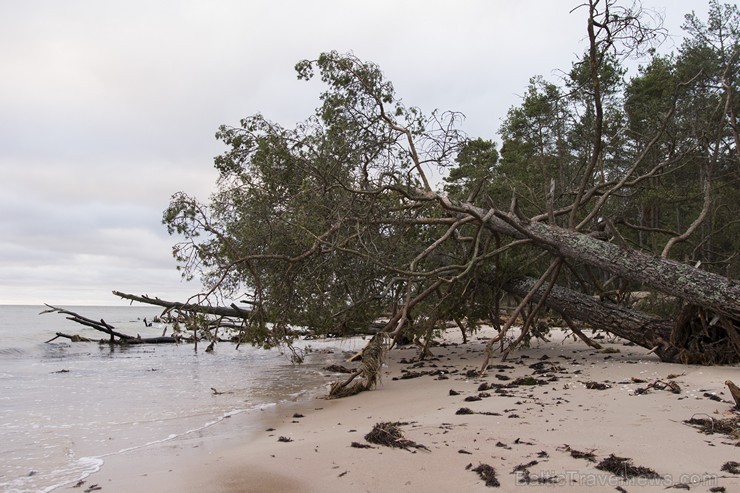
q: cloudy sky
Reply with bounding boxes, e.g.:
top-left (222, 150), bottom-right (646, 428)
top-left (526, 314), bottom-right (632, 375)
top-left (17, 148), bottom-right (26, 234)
top-left (0, 1), bottom-right (708, 305)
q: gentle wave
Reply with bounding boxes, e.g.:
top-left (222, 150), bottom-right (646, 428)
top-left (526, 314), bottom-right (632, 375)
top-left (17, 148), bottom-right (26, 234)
top-left (2, 402), bottom-right (280, 493)
top-left (0, 457), bottom-right (103, 493)
top-left (0, 347), bottom-right (28, 358)
top-left (0, 305), bottom-right (362, 493)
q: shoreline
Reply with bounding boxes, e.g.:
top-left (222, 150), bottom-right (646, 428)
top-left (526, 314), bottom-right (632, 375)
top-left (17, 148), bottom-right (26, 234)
top-left (77, 328), bottom-right (739, 492)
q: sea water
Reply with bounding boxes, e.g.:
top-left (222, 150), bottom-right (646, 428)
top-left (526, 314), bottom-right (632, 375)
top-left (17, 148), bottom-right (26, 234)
top-left (0, 305), bottom-right (359, 492)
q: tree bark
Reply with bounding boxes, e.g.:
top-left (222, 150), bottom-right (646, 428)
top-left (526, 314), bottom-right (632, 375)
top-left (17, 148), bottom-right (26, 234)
top-left (502, 277), bottom-right (739, 364)
top-left (447, 199), bottom-right (740, 321)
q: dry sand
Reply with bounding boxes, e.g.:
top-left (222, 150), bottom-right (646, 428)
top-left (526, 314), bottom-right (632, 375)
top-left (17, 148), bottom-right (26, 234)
top-left (73, 328), bottom-right (739, 492)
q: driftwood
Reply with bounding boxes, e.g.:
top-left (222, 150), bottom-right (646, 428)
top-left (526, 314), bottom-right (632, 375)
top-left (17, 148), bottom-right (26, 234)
top-left (41, 296), bottom-right (384, 350)
top-left (727, 380), bottom-right (740, 408)
top-left (45, 332), bottom-right (93, 343)
top-left (41, 305), bottom-right (182, 345)
top-left (112, 291), bottom-right (384, 338)
top-left (112, 291), bottom-right (251, 318)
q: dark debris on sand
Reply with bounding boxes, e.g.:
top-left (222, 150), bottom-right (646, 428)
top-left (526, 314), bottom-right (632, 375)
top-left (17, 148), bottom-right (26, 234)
top-left (350, 441), bottom-right (375, 449)
top-left (471, 463), bottom-right (500, 487)
top-left (635, 379), bottom-right (681, 395)
top-left (511, 377), bottom-right (547, 386)
top-left (512, 460), bottom-right (559, 485)
top-left (595, 454), bottom-right (660, 479)
top-left (364, 422), bottom-right (430, 452)
top-left (684, 415), bottom-right (740, 441)
top-left (558, 444), bottom-right (597, 462)
top-left (455, 406), bottom-right (501, 416)
top-left (323, 364), bottom-right (353, 373)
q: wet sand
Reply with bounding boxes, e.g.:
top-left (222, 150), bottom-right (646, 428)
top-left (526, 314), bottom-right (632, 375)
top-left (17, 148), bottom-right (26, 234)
top-left (77, 328), bottom-right (740, 492)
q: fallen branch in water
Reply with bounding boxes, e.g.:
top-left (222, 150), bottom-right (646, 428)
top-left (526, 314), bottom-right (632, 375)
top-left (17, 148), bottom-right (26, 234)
top-left (41, 305), bottom-right (182, 345)
top-left (45, 332), bottom-right (94, 343)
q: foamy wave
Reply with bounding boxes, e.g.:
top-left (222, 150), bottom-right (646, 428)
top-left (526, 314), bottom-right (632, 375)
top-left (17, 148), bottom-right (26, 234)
top-left (100, 404), bottom-right (271, 457)
top-left (0, 456), bottom-right (103, 493)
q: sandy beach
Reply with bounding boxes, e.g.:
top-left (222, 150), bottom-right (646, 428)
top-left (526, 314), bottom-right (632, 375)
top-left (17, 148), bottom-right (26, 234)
top-left (76, 328), bottom-right (739, 492)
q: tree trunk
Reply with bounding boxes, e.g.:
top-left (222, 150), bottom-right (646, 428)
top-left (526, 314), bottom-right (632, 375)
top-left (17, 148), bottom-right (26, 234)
top-left (502, 277), bottom-right (739, 364)
top-left (449, 200), bottom-right (740, 321)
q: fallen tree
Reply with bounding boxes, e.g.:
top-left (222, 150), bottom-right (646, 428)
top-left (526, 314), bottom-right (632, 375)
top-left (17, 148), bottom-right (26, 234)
top-left (161, 50), bottom-right (738, 367)
top-left (449, 200), bottom-right (740, 321)
top-left (112, 3), bottom-right (739, 377)
top-left (500, 277), bottom-right (739, 364)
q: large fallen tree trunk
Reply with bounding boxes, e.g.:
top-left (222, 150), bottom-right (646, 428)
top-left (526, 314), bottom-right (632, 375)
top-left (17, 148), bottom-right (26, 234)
top-left (446, 199), bottom-right (740, 322)
top-left (501, 277), bottom-right (739, 364)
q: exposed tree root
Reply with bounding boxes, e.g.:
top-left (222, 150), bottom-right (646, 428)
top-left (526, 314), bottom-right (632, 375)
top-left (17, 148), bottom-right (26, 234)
top-left (328, 333), bottom-right (385, 399)
top-left (500, 278), bottom-right (739, 365)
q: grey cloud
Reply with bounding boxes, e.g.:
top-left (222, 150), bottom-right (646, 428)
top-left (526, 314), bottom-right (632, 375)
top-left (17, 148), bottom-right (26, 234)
top-left (0, 0), bottom-right (708, 304)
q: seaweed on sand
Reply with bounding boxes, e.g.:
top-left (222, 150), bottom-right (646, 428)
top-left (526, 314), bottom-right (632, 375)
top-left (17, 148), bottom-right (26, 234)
top-left (684, 414), bottom-right (740, 440)
top-left (596, 454), bottom-right (661, 479)
top-left (363, 422), bottom-right (429, 451)
top-left (455, 407), bottom-right (501, 416)
top-left (558, 444), bottom-right (597, 462)
top-left (512, 460), bottom-right (558, 484)
top-left (511, 377), bottom-right (546, 386)
top-left (471, 463), bottom-right (500, 487)
top-left (350, 441), bottom-right (375, 449)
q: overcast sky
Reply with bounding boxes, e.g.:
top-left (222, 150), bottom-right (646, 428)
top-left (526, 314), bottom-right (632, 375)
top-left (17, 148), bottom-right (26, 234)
top-left (0, 1), bottom-right (708, 305)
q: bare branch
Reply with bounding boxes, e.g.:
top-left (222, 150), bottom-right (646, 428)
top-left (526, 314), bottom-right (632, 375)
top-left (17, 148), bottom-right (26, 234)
top-left (662, 172), bottom-right (713, 258)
